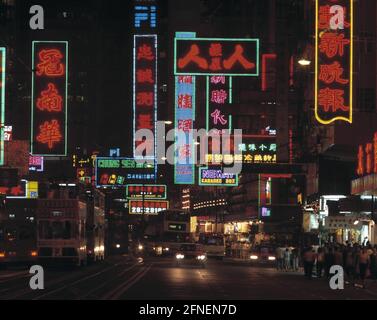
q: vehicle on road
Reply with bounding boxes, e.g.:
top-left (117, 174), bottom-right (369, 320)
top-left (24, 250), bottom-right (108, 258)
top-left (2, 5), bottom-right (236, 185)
top-left (145, 210), bottom-right (192, 256)
top-left (0, 199), bottom-right (38, 266)
top-left (198, 233), bottom-right (225, 260)
top-left (174, 243), bottom-right (207, 268)
top-left (249, 245), bottom-right (276, 265)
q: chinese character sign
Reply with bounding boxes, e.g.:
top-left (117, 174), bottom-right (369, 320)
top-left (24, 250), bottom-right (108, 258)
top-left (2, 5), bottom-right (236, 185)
top-left (129, 200), bottom-right (169, 215)
top-left (205, 135), bottom-right (277, 165)
top-left (315, 0), bottom-right (353, 124)
top-left (208, 76), bottom-right (229, 133)
top-left (0, 48), bottom-right (6, 165)
top-left (126, 184), bottom-right (167, 200)
top-left (133, 35), bottom-right (157, 158)
top-left (95, 157), bottom-right (156, 187)
top-left (175, 75), bottom-right (195, 185)
top-left (31, 42), bottom-right (68, 155)
top-left (356, 132), bottom-right (377, 177)
top-left (29, 155), bottom-right (44, 172)
top-left (175, 38), bottom-right (259, 76)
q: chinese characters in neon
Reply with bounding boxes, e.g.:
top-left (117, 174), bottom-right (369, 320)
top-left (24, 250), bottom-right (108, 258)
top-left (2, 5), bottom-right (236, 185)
top-left (315, 0), bottom-right (353, 124)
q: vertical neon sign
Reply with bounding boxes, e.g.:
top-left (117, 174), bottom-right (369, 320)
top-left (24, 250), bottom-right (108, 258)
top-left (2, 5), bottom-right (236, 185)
top-left (133, 35), bottom-right (157, 160)
top-left (315, 0), bottom-right (353, 124)
top-left (174, 32), bottom-right (196, 185)
top-left (0, 48), bottom-right (5, 165)
top-left (31, 41), bottom-right (68, 156)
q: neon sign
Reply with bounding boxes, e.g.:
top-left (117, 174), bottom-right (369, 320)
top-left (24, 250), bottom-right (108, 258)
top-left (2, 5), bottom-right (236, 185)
top-left (29, 155), bottom-right (44, 172)
top-left (0, 48), bottom-right (5, 165)
top-left (174, 75), bottom-right (195, 185)
top-left (199, 168), bottom-right (238, 187)
top-left (315, 0), bottom-right (353, 124)
top-left (174, 38), bottom-right (259, 76)
top-left (129, 200), bottom-right (169, 215)
top-left (134, 5), bottom-right (156, 28)
top-left (126, 184), bottom-right (167, 200)
top-left (95, 157), bottom-right (156, 187)
top-left (356, 132), bottom-right (377, 177)
top-left (133, 35), bottom-right (157, 159)
top-left (31, 41), bottom-right (68, 156)
top-left (206, 135), bottom-right (277, 165)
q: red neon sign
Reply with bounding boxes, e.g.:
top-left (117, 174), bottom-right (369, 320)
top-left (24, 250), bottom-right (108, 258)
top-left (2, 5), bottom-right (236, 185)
top-left (133, 35), bottom-right (157, 157)
top-left (32, 42), bottom-right (67, 156)
top-left (175, 39), bottom-right (259, 76)
top-left (315, 0), bottom-right (353, 124)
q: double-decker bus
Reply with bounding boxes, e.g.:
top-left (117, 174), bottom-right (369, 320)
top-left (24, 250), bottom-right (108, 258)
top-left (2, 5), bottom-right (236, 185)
top-left (145, 209), bottom-right (193, 255)
top-left (86, 190), bottom-right (105, 262)
top-left (0, 199), bottom-right (38, 266)
top-left (37, 198), bottom-right (88, 266)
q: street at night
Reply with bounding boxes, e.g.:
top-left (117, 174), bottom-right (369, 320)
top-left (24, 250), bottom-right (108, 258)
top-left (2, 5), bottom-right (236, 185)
top-left (1, 256), bottom-right (377, 300)
top-left (2, 0), bottom-right (377, 312)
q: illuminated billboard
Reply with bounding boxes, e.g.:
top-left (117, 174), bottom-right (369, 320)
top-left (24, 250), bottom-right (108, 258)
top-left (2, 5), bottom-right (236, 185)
top-left (95, 157), bottom-right (156, 187)
top-left (199, 167), bottom-right (238, 187)
top-left (0, 48), bottom-right (5, 165)
top-left (126, 184), bottom-right (167, 200)
top-left (29, 155), bottom-right (44, 172)
top-left (31, 41), bottom-right (68, 156)
top-left (315, 0), bottom-right (353, 124)
top-left (129, 200), bottom-right (169, 215)
top-left (174, 38), bottom-right (259, 76)
top-left (174, 75), bottom-right (195, 185)
top-left (356, 132), bottom-right (377, 177)
top-left (205, 135), bottom-right (277, 165)
top-left (133, 35), bottom-right (157, 159)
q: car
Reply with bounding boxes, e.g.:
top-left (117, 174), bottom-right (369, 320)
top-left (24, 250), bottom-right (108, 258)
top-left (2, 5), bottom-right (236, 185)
top-left (174, 243), bottom-right (207, 268)
top-left (249, 245), bottom-right (276, 265)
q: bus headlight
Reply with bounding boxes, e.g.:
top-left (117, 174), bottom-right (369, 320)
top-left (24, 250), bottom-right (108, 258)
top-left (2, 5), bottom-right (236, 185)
top-left (196, 255), bottom-right (206, 260)
top-left (0, 252), bottom-right (5, 258)
top-left (250, 255), bottom-right (258, 260)
top-left (268, 256), bottom-right (276, 261)
top-left (138, 245), bottom-right (144, 251)
top-left (176, 254), bottom-right (185, 260)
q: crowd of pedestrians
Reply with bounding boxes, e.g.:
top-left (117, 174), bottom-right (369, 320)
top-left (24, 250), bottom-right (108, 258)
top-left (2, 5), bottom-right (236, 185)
top-left (300, 243), bottom-right (377, 288)
top-left (275, 242), bottom-right (377, 288)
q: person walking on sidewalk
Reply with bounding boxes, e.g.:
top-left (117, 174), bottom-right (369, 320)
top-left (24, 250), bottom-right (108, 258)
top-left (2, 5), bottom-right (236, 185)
top-left (284, 248), bottom-right (291, 271)
top-left (358, 248), bottom-right (370, 289)
top-left (316, 247), bottom-right (325, 278)
top-left (303, 247), bottom-right (316, 279)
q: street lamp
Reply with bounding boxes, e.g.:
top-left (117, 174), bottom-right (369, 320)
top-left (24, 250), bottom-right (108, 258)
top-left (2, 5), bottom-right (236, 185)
top-left (164, 120), bottom-right (173, 125)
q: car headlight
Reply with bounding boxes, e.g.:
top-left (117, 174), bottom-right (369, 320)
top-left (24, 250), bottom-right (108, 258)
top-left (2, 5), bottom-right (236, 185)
top-left (164, 247), bottom-right (169, 251)
top-left (196, 255), bottom-right (206, 260)
top-left (250, 255), bottom-right (258, 260)
top-left (268, 256), bottom-right (276, 261)
top-left (176, 254), bottom-right (185, 260)
top-left (138, 245), bottom-right (143, 251)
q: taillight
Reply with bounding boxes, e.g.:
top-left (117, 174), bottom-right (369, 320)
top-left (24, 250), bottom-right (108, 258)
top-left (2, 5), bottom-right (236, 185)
top-left (0, 252), bottom-right (5, 258)
top-left (31, 251), bottom-right (38, 257)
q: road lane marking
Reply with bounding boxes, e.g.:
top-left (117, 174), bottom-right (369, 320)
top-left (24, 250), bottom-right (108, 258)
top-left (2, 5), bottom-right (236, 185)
top-left (103, 263), bottom-right (153, 300)
top-left (31, 261), bottom-right (137, 300)
top-left (77, 264), bottom-right (140, 299)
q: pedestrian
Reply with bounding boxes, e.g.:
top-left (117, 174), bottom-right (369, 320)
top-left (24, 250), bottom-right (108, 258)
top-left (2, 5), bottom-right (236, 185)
top-left (369, 248), bottom-right (377, 282)
top-left (303, 246), bottom-right (315, 279)
top-left (358, 247), bottom-right (370, 288)
top-left (316, 247), bottom-right (325, 278)
top-left (344, 245), bottom-right (355, 284)
top-left (276, 247), bottom-right (284, 270)
top-left (324, 247), bottom-right (335, 279)
top-left (292, 248), bottom-right (299, 272)
top-left (284, 248), bottom-right (291, 271)
top-left (334, 246), bottom-right (343, 267)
